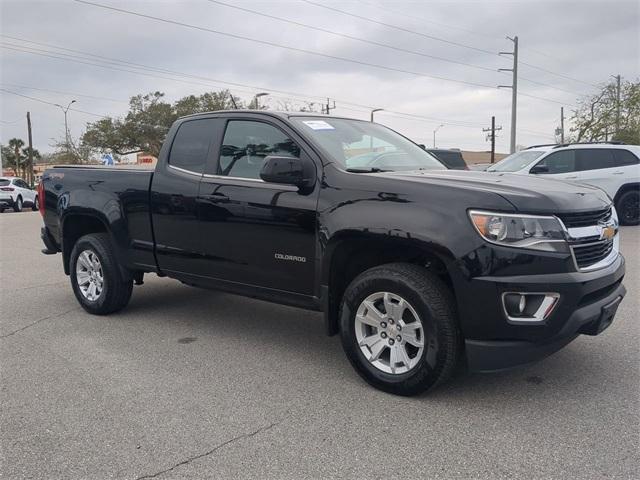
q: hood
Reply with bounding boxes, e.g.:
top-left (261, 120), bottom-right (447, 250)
top-left (380, 169), bottom-right (611, 214)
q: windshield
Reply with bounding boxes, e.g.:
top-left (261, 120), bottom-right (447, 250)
top-left (291, 117), bottom-right (445, 172)
top-left (487, 150), bottom-right (546, 172)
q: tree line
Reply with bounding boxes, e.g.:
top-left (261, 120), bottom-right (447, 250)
top-left (2, 80), bottom-right (638, 171)
top-left (77, 78), bottom-right (640, 158)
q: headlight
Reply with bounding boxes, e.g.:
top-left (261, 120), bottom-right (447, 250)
top-left (468, 210), bottom-right (568, 253)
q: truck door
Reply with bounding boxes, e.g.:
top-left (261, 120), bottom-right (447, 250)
top-left (197, 117), bottom-right (319, 296)
top-left (150, 117), bottom-right (220, 276)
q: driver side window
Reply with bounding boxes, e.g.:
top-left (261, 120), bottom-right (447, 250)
top-left (219, 121), bottom-right (300, 179)
top-left (535, 150), bottom-right (576, 174)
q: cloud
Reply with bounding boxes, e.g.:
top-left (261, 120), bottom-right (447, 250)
top-left (1, 0), bottom-right (638, 155)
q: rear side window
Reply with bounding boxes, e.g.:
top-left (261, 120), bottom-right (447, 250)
top-left (613, 149), bottom-right (640, 167)
top-left (168, 119), bottom-right (215, 173)
top-left (537, 150), bottom-right (576, 174)
top-left (219, 120), bottom-right (300, 179)
top-left (575, 149), bottom-right (616, 171)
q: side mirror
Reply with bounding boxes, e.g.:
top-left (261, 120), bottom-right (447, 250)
top-left (530, 165), bottom-right (549, 174)
top-left (260, 155), bottom-right (315, 189)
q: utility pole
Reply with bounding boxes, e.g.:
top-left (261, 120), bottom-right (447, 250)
top-left (26, 112), bottom-right (34, 186)
top-left (324, 98), bottom-right (336, 115)
top-left (498, 35), bottom-right (518, 153)
top-left (482, 116), bottom-right (502, 163)
top-left (612, 74), bottom-right (621, 138)
top-left (370, 108), bottom-right (383, 122)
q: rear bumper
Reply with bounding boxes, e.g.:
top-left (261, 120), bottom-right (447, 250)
top-left (0, 196), bottom-right (14, 207)
top-left (465, 254), bottom-right (626, 372)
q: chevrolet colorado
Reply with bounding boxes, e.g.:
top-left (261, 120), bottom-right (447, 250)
top-left (39, 111), bottom-right (626, 395)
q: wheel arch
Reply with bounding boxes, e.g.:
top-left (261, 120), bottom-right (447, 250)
top-left (321, 232), bottom-right (457, 336)
top-left (613, 182), bottom-right (640, 203)
top-left (61, 213), bottom-right (129, 281)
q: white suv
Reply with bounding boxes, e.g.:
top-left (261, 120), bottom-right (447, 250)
top-left (487, 143), bottom-right (640, 225)
top-left (0, 177), bottom-right (39, 213)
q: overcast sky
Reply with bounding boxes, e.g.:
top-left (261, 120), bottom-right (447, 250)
top-left (1, 0), bottom-right (638, 157)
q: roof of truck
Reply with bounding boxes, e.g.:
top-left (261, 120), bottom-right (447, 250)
top-left (179, 110), bottom-right (365, 122)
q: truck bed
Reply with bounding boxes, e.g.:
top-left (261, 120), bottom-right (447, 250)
top-left (42, 165), bottom-right (156, 272)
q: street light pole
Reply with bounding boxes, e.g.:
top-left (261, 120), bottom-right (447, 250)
top-left (433, 124), bottom-right (444, 148)
top-left (254, 92), bottom-right (269, 110)
top-left (54, 99), bottom-right (76, 150)
top-left (370, 108), bottom-right (383, 122)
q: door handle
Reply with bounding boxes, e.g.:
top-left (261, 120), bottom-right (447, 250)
top-left (208, 192), bottom-right (230, 203)
top-left (564, 175), bottom-right (578, 179)
top-left (612, 171), bottom-right (624, 175)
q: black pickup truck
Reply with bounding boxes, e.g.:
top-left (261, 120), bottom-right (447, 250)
top-left (39, 111), bottom-right (626, 395)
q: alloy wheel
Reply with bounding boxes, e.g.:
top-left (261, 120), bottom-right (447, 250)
top-left (76, 249), bottom-right (104, 301)
top-left (354, 292), bottom-right (425, 374)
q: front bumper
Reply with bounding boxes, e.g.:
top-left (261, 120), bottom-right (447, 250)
top-left (463, 254), bottom-right (626, 372)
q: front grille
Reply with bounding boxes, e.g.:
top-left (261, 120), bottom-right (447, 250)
top-left (557, 208), bottom-right (611, 228)
top-left (572, 239), bottom-right (614, 269)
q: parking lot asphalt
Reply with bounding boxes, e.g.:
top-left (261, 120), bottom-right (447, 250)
top-left (1, 211), bottom-right (638, 479)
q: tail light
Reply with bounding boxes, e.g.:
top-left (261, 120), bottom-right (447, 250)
top-left (37, 181), bottom-right (45, 217)
top-left (1, 187), bottom-right (14, 191)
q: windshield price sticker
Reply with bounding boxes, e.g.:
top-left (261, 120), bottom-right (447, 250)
top-left (303, 120), bottom-right (335, 130)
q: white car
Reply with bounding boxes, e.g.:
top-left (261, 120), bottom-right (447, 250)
top-left (487, 143), bottom-right (640, 225)
top-left (0, 177), bottom-right (39, 213)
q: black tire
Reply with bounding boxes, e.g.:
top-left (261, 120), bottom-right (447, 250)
top-left (339, 263), bottom-right (460, 396)
top-left (32, 196), bottom-right (39, 211)
top-left (13, 196), bottom-right (22, 212)
top-left (616, 189), bottom-right (640, 226)
top-left (70, 233), bottom-right (133, 315)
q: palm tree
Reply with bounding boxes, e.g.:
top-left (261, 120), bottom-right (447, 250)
top-left (6, 138), bottom-right (25, 176)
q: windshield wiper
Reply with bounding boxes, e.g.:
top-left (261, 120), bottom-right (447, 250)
top-left (345, 167), bottom-right (390, 173)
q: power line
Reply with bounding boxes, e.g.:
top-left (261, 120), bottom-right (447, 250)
top-left (1, 38), bottom-right (566, 139)
top-left (68, 2), bottom-right (580, 107)
top-left (72, 0), bottom-right (497, 89)
top-left (0, 118), bottom-right (22, 125)
top-left (359, 0), bottom-right (568, 64)
top-left (0, 88), bottom-right (108, 118)
top-left (208, 0), bottom-right (579, 98)
top-left (519, 60), bottom-right (599, 88)
top-left (206, 0), bottom-right (500, 74)
top-left (305, 0), bottom-right (600, 91)
top-left (0, 82), bottom-right (127, 104)
top-left (1, 43), bottom-right (339, 110)
top-left (301, 0), bottom-right (499, 56)
top-left (355, 0), bottom-right (499, 40)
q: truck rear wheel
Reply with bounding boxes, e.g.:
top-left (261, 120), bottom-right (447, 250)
top-left (339, 263), bottom-right (460, 396)
top-left (70, 233), bottom-right (133, 315)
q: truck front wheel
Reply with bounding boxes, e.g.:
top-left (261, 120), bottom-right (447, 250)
top-left (339, 263), bottom-right (460, 396)
top-left (70, 233), bottom-right (133, 315)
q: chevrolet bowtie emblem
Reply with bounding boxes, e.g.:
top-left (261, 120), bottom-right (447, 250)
top-left (600, 224), bottom-right (616, 240)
